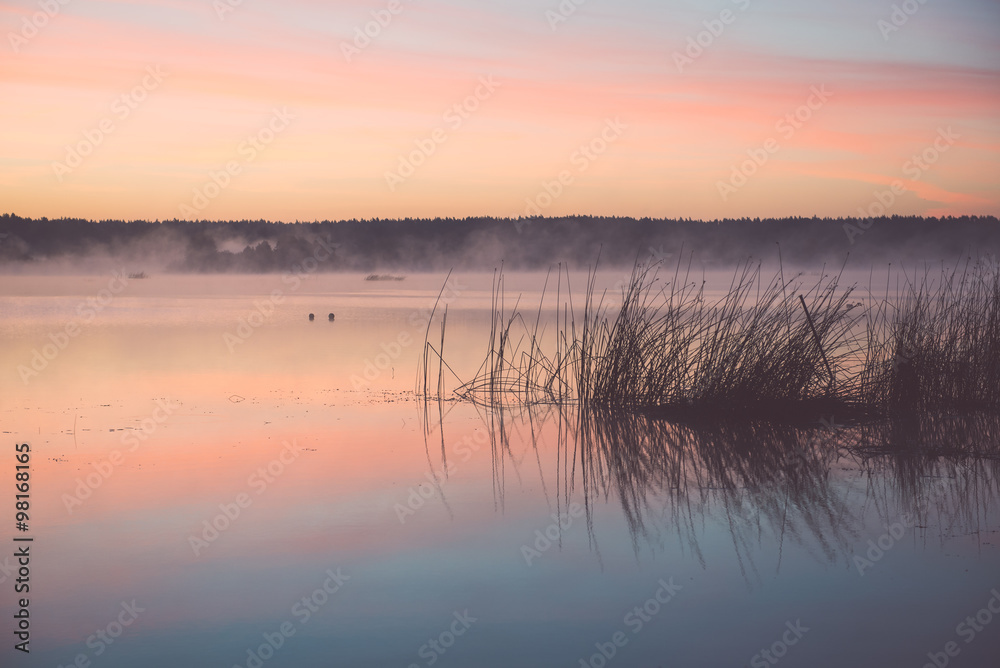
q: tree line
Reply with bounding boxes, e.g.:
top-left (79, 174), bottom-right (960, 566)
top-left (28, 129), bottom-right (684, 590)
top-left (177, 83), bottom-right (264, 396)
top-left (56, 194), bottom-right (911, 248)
top-left (1, 214), bottom-right (998, 272)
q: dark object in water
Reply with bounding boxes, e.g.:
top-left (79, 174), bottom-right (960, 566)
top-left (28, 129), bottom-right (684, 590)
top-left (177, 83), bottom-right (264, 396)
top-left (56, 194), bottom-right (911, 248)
top-left (308, 314), bottom-right (315, 321)
top-left (328, 313), bottom-right (335, 321)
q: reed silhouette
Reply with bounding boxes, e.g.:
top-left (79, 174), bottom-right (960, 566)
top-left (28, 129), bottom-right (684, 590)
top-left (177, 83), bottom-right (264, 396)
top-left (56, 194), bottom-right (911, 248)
top-left (423, 256), bottom-right (1000, 421)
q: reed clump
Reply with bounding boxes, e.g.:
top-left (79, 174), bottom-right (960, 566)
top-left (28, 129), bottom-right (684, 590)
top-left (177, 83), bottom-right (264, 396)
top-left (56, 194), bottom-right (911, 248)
top-left (425, 256), bottom-right (1000, 421)
top-left (857, 258), bottom-right (1000, 414)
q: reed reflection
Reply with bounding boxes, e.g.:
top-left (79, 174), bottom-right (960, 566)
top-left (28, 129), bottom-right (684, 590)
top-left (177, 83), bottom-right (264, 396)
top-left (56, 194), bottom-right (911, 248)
top-left (435, 405), bottom-right (1000, 580)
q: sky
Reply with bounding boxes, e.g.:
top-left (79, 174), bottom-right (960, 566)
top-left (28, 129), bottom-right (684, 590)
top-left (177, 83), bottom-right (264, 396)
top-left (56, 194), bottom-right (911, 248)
top-left (1, 0), bottom-right (998, 221)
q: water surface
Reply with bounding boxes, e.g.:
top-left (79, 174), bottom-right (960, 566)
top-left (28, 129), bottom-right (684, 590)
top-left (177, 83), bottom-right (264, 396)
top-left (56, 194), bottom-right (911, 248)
top-left (1, 272), bottom-right (998, 668)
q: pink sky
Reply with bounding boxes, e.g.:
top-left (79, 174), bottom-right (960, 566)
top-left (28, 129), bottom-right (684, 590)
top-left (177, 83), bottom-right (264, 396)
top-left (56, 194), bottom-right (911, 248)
top-left (1, 0), bottom-right (998, 221)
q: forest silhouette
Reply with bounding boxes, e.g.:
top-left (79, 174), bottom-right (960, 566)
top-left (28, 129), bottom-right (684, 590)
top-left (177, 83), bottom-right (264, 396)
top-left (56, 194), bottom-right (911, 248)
top-left (1, 213), bottom-right (998, 272)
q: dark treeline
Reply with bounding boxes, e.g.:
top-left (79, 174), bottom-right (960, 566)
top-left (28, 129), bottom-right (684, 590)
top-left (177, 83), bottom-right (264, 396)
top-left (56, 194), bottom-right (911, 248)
top-left (1, 213), bottom-right (998, 272)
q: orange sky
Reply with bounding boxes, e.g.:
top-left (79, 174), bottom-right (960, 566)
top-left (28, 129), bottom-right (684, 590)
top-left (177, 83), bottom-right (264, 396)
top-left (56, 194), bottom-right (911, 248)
top-left (1, 0), bottom-right (999, 221)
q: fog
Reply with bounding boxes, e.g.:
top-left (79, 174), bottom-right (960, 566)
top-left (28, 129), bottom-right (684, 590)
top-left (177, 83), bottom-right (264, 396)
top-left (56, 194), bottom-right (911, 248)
top-left (2, 214), bottom-right (998, 278)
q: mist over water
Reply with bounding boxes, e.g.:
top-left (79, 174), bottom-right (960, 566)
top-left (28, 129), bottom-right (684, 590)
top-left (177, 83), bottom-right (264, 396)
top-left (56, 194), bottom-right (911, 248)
top-left (3, 215), bottom-right (1000, 277)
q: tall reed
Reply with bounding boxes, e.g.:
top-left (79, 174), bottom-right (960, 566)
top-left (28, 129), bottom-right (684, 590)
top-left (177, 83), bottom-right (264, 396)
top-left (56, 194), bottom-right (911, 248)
top-left (427, 255), bottom-right (1000, 420)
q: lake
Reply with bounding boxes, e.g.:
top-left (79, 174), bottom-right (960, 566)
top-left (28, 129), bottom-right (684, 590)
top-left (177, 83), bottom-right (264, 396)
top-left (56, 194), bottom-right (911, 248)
top-left (1, 271), bottom-right (998, 668)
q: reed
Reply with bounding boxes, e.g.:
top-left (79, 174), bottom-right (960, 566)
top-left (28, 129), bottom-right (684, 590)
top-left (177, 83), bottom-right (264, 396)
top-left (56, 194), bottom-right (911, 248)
top-left (858, 257), bottom-right (1000, 414)
top-left (424, 255), bottom-right (1000, 420)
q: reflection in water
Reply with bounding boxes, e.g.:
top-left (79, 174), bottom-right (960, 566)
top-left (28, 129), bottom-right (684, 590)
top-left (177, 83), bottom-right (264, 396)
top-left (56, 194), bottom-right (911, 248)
top-left (454, 405), bottom-right (1000, 583)
top-left (848, 413), bottom-right (1000, 551)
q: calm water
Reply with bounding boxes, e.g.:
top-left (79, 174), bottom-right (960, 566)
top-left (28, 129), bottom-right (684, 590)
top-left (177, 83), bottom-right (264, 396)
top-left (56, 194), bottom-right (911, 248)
top-left (1, 272), bottom-right (998, 668)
